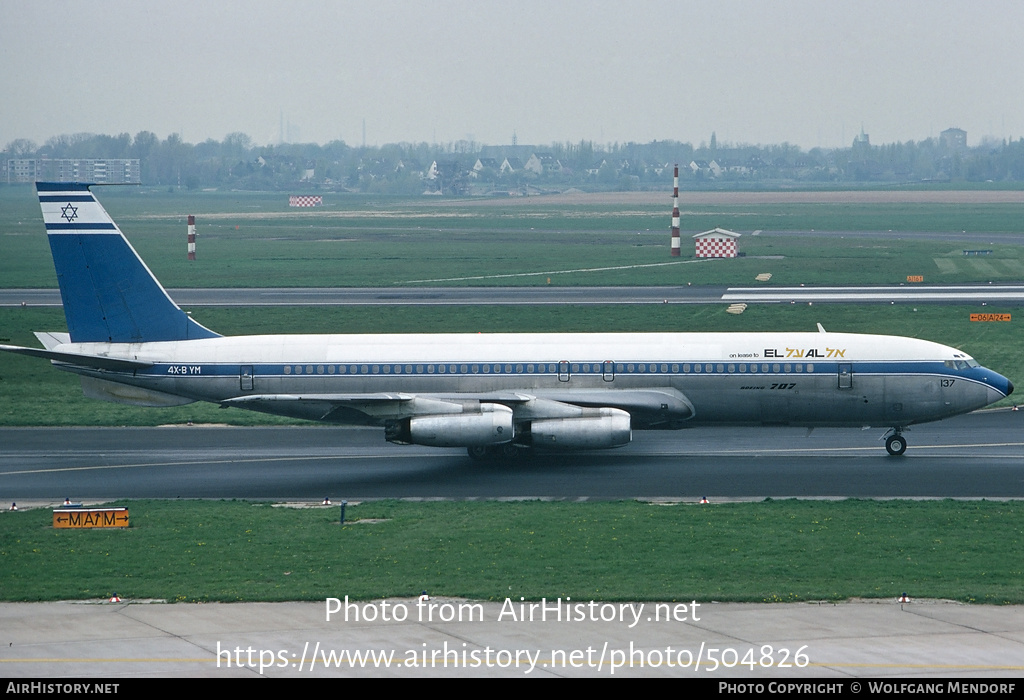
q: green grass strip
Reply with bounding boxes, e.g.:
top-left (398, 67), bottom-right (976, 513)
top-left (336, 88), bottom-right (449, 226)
top-left (1, 499), bottom-right (1020, 604)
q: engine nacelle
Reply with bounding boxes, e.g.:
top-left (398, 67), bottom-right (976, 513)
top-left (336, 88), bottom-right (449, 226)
top-left (528, 408), bottom-right (631, 450)
top-left (387, 403), bottom-right (514, 447)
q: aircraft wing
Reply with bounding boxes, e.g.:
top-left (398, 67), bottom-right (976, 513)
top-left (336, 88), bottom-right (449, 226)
top-left (220, 393), bottom-right (465, 424)
top-left (219, 387), bottom-right (693, 427)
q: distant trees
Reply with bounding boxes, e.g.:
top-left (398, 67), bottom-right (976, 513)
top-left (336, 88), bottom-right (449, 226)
top-left (5, 138), bottom-right (36, 158)
top-left (7, 131), bottom-right (1024, 192)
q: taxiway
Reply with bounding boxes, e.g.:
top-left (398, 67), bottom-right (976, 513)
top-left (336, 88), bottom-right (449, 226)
top-left (3, 410), bottom-right (1022, 501)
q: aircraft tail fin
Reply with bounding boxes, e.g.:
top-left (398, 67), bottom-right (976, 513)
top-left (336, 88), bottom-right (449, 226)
top-left (36, 183), bottom-right (219, 343)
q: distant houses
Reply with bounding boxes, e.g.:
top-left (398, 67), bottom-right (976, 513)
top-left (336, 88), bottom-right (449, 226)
top-left (524, 153), bottom-right (561, 175)
top-left (689, 160), bottom-right (723, 178)
top-left (499, 157), bottom-right (524, 174)
top-left (5, 125), bottom-right (995, 192)
top-left (471, 158), bottom-right (499, 177)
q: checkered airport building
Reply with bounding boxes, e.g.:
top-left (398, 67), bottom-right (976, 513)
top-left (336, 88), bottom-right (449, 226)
top-left (289, 195), bottom-right (323, 207)
top-left (693, 228), bottom-right (740, 258)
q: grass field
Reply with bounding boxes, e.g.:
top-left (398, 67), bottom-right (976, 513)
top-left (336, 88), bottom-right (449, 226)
top-left (4, 185), bottom-right (1024, 288)
top-left (1, 499), bottom-right (1021, 604)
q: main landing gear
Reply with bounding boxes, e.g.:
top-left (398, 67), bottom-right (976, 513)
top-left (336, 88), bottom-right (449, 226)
top-left (883, 428), bottom-right (907, 456)
top-left (467, 443), bottom-right (527, 461)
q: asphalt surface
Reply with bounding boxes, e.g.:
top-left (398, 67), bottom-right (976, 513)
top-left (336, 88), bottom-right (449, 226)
top-left (6, 284), bottom-right (1024, 308)
top-left (2, 410), bottom-right (1022, 501)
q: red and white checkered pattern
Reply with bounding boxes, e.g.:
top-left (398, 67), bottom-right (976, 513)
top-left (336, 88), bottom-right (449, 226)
top-left (289, 195), bottom-right (323, 207)
top-left (694, 237), bottom-right (738, 258)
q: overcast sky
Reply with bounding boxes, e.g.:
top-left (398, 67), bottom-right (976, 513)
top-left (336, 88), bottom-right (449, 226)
top-left (3, 0), bottom-right (1023, 150)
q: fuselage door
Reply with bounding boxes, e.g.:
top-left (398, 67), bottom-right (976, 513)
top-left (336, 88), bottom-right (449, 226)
top-left (602, 360), bottom-right (615, 382)
top-left (838, 363), bottom-right (853, 389)
top-left (558, 360), bottom-right (570, 382)
top-left (240, 365), bottom-right (254, 391)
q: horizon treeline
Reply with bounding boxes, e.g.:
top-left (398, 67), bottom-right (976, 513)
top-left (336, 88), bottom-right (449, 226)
top-left (5, 130), bottom-right (1024, 193)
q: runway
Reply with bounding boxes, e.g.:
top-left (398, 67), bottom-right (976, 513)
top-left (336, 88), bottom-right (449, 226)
top-left (5, 284), bottom-right (1024, 308)
top-left (3, 410), bottom-right (1022, 501)
top-left (0, 286), bottom-right (729, 307)
top-left (5, 412), bottom-right (1024, 679)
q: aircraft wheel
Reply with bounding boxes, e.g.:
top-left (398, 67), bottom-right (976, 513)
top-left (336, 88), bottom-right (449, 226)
top-left (498, 442), bottom-right (523, 460)
top-left (467, 445), bottom-right (490, 461)
top-left (885, 434), bottom-right (907, 456)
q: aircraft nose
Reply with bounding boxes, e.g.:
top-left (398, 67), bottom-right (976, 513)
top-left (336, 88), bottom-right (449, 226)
top-left (1007, 378), bottom-right (1015, 396)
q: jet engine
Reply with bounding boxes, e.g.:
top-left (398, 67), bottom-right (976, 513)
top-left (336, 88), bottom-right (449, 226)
top-left (386, 403), bottom-right (514, 447)
top-left (527, 407), bottom-right (631, 450)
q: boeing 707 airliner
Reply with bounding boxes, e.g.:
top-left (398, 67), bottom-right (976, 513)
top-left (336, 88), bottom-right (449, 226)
top-left (0, 183), bottom-right (1013, 458)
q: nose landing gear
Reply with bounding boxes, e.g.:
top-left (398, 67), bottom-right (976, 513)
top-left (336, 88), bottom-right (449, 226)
top-left (884, 428), bottom-right (907, 456)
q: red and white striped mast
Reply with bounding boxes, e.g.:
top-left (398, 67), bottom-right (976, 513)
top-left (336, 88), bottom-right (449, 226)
top-left (187, 215), bottom-right (196, 261)
top-left (670, 164), bottom-right (681, 257)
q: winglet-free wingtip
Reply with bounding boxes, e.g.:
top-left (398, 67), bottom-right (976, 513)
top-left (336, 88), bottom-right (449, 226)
top-left (817, 323), bottom-right (826, 333)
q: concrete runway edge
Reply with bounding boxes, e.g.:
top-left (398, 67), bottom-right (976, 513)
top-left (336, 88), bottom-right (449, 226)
top-left (3, 598), bottom-right (1024, 678)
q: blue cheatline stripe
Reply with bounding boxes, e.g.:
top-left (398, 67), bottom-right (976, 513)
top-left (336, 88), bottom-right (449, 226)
top-left (133, 361), bottom-right (1007, 396)
top-left (136, 360), bottom-right (977, 379)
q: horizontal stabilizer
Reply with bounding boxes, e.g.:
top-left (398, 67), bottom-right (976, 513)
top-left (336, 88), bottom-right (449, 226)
top-left (34, 331), bottom-right (71, 350)
top-left (0, 343), bottom-right (153, 371)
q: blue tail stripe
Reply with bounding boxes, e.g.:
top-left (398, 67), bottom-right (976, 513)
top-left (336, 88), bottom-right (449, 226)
top-left (45, 223), bottom-right (118, 231)
top-left (36, 182), bottom-right (91, 192)
top-left (39, 195), bottom-right (95, 202)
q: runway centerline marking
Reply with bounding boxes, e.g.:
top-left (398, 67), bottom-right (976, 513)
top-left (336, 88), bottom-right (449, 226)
top-left (6, 442), bottom-right (1023, 476)
top-left (402, 259), bottom-right (706, 283)
top-left (632, 441), bottom-right (1024, 456)
top-left (0, 454), bottom-right (407, 476)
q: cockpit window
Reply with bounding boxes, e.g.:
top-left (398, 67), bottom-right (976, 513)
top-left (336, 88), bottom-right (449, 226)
top-left (947, 359), bottom-right (980, 371)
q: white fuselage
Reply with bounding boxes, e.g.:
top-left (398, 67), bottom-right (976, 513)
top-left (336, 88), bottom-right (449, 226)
top-left (53, 330), bottom-right (1010, 432)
